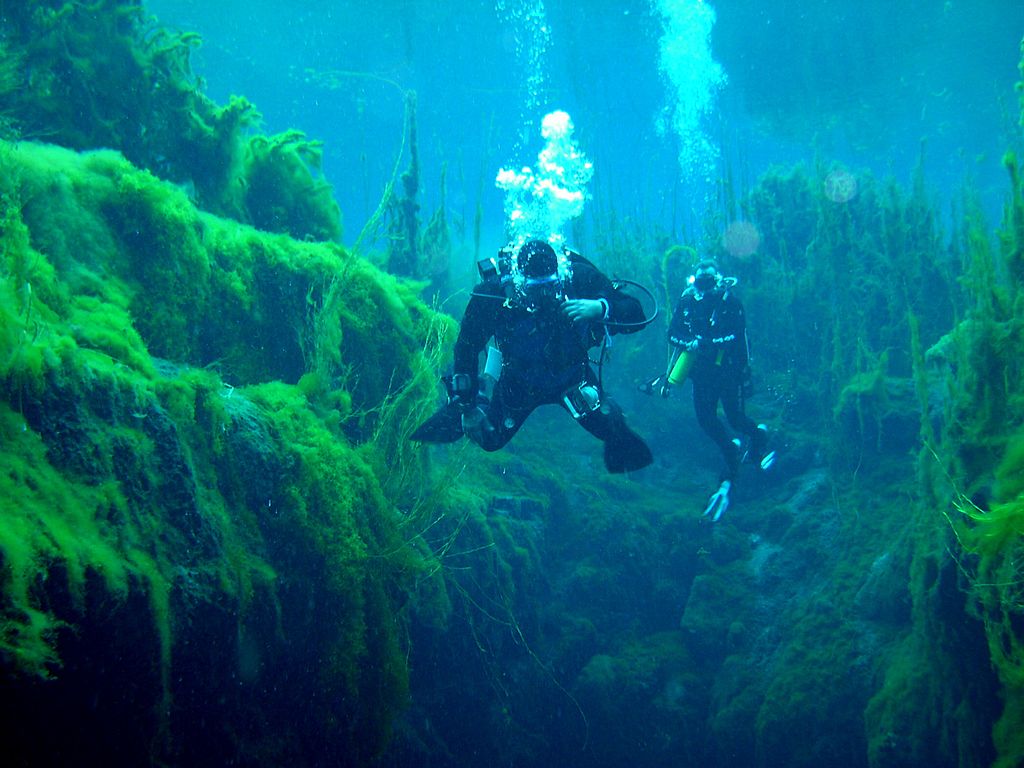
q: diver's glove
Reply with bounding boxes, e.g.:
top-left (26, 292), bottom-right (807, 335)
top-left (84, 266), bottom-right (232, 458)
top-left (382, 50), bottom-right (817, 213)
top-left (686, 337), bottom-right (713, 356)
top-left (702, 480), bottom-right (731, 522)
top-left (638, 375), bottom-right (671, 398)
top-left (562, 298), bottom-right (608, 325)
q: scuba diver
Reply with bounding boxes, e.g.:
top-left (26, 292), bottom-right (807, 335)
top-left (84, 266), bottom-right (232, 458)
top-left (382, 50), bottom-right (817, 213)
top-left (645, 259), bottom-right (774, 520)
top-left (412, 239), bottom-right (654, 473)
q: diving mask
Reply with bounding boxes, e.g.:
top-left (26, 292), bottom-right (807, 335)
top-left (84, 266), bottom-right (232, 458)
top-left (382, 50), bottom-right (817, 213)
top-left (520, 273), bottom-right (563, 308)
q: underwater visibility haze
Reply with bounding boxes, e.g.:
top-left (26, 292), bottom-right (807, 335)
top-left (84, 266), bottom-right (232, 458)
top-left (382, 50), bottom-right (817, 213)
top-left (2, 1), bottom-right (1024, 766)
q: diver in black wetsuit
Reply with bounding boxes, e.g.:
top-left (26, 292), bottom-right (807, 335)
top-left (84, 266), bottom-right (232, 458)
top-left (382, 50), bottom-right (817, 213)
top-left (413, 239), bottom-right (653, 474)
top-left (657, 260), bottom-right (772, 519)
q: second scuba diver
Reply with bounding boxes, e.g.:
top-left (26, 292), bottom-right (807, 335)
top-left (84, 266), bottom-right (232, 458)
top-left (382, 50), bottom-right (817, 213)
top-left (413, 239), bottom-right (653, 474)
top-left (646, 259), bottom-right (774, 520)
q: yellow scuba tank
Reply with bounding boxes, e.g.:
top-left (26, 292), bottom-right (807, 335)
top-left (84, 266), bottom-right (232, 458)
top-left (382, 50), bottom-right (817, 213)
top-left (667, 349), bottom-right (696, 384)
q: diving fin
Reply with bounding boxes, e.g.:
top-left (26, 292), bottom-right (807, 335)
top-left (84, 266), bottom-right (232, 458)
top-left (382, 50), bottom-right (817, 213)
top-left (742, 424), bottom-right (775, 471)
top-left (702, 480), bottom-right (731, 522)
top-left (603, 425), bottom-right (653, 474)
top-left (410, 404), bottom-right (465, 443)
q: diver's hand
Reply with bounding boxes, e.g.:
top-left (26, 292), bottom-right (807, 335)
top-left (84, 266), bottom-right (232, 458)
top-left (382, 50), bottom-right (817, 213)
top-left (562, 299), bottom-right (607, 325)
top-left (639, 375), bottom-right (671, 397)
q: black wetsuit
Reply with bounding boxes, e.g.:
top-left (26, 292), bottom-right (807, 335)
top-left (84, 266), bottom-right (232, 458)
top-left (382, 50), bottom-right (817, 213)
top-left (668, 283), bottom-right (762, 481)
top-left (452, 255), bottom-right (651, 472)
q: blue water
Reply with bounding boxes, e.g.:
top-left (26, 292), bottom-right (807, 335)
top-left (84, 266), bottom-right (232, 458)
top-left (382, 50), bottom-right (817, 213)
top-left (145, 0), bottom-right (1023, 252)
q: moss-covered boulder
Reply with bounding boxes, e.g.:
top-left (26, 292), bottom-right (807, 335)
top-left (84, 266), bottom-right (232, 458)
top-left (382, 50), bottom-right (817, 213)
top-left (0, 137), bottom-right (450, 765)
top-left (0, 0), bottom-right (341, 242)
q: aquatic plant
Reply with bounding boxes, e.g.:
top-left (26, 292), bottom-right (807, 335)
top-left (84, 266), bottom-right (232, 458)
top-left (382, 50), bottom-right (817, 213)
top-left (0, 136), bottom-right (449, 763)
top-left (384, 92), bottom-right (423, 277)
top-left (417, 163), bottom-right (453, 296)
top-left (0, 40), bottom-right (22, 139)
top-left (913, 39), bottom-right (1024, 768)
top-left (950, 190), bottom-right (1024, 768)
top-left (732, 153), bottom-right (956, 467)
top-left (0, 0), bottom-right (341, 242)
top-left (242, 130), bottom-right (342, 242)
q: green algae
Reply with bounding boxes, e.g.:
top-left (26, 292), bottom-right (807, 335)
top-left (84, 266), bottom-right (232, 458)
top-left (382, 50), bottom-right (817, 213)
top-left (0, 133), bottom-right (449, 761)
top-left (243, 130), bottom-right (342, 242)
top-left (0, 1), bottom-right (341, 242)
top-left (0, 402), bottom-right (129, 675)
top-left (738, 156), bottom-right (955, 449)
top-left (915, 40), bottom-right (1024, 768)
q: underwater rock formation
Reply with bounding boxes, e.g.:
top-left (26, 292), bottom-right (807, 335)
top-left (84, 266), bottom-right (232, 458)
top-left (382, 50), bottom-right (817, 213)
top-left (0, 138), bottom-right (448, 765)
top-left (0, 0), bottom-right (340, 241)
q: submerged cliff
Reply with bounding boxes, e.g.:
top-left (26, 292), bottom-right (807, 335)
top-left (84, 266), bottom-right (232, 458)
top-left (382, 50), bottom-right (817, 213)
top-left (0, 138), bottom-right (454, 764)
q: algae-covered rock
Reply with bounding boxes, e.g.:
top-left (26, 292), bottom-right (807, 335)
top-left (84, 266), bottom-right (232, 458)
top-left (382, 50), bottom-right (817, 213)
top-left (0, 0), bottom-right (340, 242)
top-left (0, 137), bottom-right (448, 764)
top-left (574, 632), bottom-right (702, 766)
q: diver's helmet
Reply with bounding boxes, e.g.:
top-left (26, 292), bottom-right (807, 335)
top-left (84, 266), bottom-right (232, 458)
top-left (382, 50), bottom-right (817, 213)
top-left (517, 240), bottom-right (564, 309)
top-left (689, 260), bottom-right (722, 298)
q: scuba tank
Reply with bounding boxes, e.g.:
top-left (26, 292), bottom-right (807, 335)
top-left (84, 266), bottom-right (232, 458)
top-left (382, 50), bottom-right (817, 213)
top-left (667, 349), bottom-right (696, 384)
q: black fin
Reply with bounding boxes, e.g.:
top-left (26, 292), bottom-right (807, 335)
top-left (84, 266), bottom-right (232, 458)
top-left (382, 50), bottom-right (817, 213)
top-left (603, 426), bottom-right (653, 473)
top-left (411, 405), bottom-right (465, 443)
